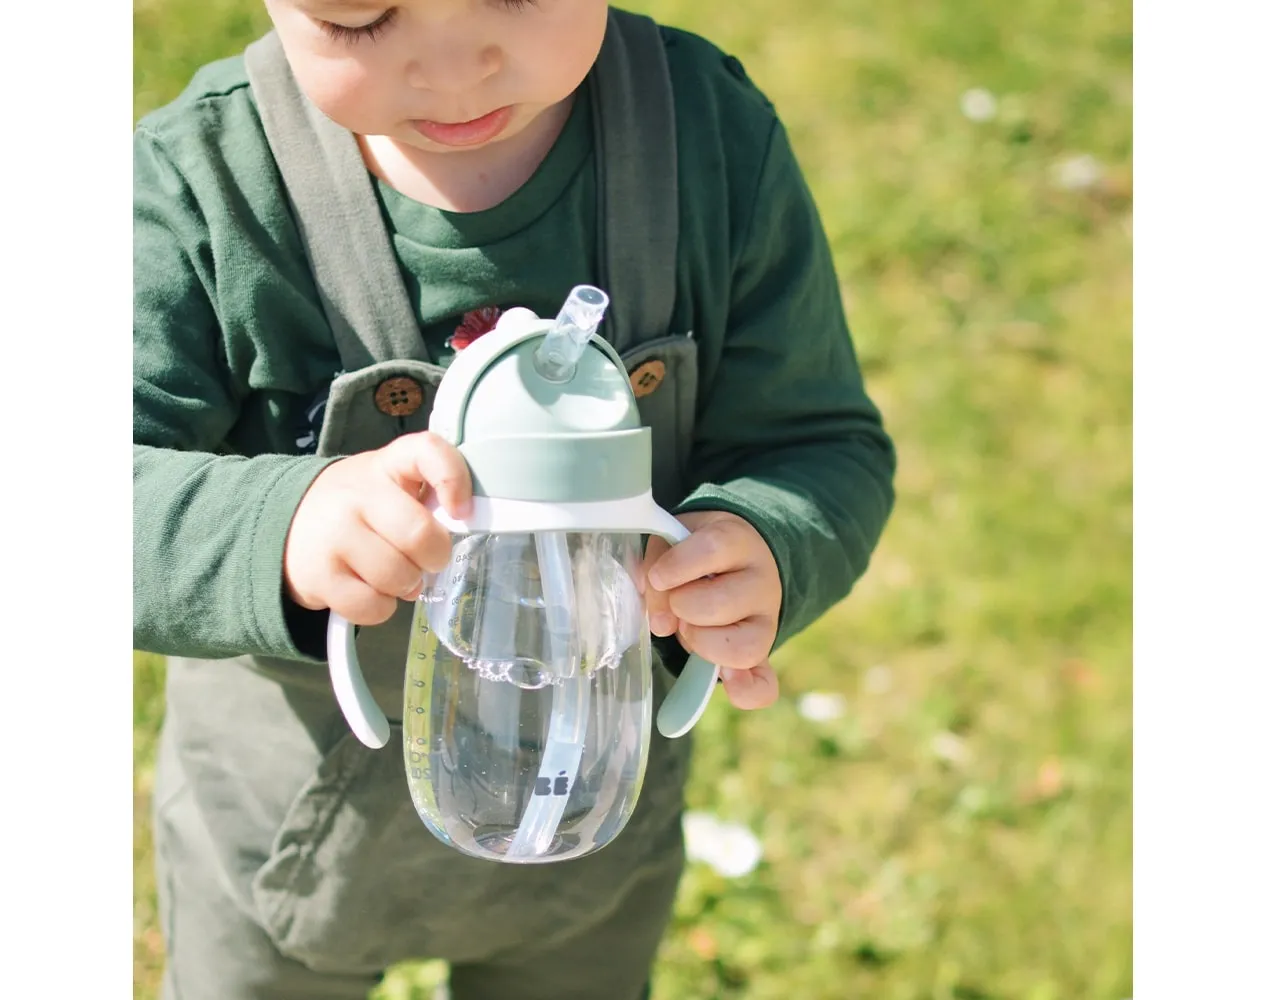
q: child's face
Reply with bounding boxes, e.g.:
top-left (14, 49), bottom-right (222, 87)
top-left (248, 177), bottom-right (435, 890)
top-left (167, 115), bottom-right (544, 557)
top-left (265, 0), bottom-right (608, 154)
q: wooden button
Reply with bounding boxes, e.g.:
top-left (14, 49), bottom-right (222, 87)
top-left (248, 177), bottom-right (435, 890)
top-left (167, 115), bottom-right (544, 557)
top-left (374, 377), bottom-right (425, 417)
top-left (630, 360), bottom-right (667, 399)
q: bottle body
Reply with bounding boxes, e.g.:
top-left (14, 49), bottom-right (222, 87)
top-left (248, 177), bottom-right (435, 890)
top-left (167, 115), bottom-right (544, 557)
top-left (403, 531), bottom-right (653, 863)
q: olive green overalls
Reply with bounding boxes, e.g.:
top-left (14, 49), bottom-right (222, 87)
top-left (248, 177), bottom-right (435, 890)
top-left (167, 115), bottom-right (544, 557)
top-left (153, 10), bottom-right (703, 1000)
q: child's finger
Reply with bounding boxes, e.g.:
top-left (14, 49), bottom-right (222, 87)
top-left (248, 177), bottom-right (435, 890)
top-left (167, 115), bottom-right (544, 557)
top-left (677, 616), bottom-right (776, 673)
top-left (358, 484), bottom-right (451, 575)
top-left (665, 568), bottom-right (774, 628)
top-left (323, 555), bottom-right (406, 627)
top-left (339, 521), bottom-right (428, 603)
top-left (639, 535), bottom-right (670, 594)
top-left (646, 517), bottom-right (750, 591)
top-left (377, 431), bottom-right (473, 519)
top-left (719, 660), bottom-right (780, 710)
top-left (642, 535), bottom-right (680, 636)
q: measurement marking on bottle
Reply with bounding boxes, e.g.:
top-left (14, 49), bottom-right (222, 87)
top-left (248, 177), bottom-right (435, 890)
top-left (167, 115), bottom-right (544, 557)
top-left (415, 707), bottom-right (425, 715)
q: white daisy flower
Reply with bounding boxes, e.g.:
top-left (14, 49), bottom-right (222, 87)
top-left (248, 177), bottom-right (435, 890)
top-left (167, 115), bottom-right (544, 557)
top-left (797, 691), bottom-right (847, 722)
top-left (960, 87), bottom-right (998, 122)
top-left (930, 731), bottom-right (971, 766)
top-left (1054, 153), bottom-right (1103, 191)
top-left (683, 811), bottom-right (763, 878)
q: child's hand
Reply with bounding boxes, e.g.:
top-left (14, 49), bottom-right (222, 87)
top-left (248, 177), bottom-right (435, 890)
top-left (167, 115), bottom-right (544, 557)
top-left (284, 432), bottom-right (473, 626)
top-left (642, 511), bottom-right (782, 711)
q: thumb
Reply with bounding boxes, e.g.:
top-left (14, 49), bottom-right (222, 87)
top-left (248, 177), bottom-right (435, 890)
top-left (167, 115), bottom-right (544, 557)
top-left (641, 535), bottom-right (679, 637)
top-left (376, 431), bottom-right (473, 518)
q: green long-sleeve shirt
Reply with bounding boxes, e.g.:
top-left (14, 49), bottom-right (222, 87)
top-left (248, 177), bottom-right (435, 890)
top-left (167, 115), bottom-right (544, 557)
top-left (133, 26), bottom-right (895, 666)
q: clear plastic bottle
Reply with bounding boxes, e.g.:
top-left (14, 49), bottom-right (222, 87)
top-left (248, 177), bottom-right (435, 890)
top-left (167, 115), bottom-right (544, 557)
top-left (403, 530), bottom-right (653, 863)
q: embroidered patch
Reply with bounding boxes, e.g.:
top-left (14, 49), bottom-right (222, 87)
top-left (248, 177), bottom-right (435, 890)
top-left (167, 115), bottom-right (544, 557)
top-left (448, 306), bottom-right (503, 351)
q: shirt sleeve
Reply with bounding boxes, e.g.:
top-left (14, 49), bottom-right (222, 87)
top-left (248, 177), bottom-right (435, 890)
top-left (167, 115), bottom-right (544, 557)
top-left (676, 119), bottom-right (897, 648)
top-left (132, 126), bottom-right (339, 661)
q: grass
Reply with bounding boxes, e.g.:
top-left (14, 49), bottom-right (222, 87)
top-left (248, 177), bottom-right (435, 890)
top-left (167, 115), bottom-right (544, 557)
top-left (133, 1), bottom-right (1132, 997)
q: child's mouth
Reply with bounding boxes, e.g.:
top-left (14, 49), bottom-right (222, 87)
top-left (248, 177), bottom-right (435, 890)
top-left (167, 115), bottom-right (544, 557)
top-left (411, 107), bottom-right (514, 148)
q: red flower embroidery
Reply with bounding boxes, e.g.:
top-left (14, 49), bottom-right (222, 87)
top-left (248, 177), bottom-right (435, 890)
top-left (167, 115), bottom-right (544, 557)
top-left (448, 306), bottom-right (503, 351)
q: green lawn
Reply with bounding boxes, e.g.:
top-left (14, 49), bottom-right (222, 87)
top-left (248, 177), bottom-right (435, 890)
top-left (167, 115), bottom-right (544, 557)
top-left (133, 1), bottom-right (1132, 997)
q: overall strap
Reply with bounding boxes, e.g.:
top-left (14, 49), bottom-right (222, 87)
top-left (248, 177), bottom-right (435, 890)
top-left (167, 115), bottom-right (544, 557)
top-left (244, 32), bottom-right (429, 369)
top-left (591, 9), bottom-right (681, 352)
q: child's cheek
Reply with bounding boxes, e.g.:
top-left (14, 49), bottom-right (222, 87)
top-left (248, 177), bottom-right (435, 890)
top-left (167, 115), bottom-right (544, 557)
top-left (294, 59), bottom-right (384, 133)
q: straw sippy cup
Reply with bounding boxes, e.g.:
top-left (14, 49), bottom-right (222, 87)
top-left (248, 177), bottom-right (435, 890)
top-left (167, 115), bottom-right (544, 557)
top-left (327, 286), bottom-right (719, 863)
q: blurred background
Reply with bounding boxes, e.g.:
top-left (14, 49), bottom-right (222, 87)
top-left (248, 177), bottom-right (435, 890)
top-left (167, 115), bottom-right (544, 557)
top-left (133, 1), bottom-right (1132, 997)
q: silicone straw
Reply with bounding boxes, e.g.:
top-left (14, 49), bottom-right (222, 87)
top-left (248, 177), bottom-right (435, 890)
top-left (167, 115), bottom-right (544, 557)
top-left (505, 532), bottom-right (589, 858)
top-left (532, 285), bottom-right (610, 383)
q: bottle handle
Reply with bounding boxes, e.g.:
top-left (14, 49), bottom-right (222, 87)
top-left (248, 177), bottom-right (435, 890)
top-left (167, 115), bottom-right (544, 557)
top-left (643, 507), bottom-right (723, 739)
top-left (327, 613), bottom-right (390, 749)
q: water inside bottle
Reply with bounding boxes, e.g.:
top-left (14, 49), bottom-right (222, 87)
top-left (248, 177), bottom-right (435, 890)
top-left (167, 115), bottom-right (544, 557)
top-left (401, 531), bottom-right (654, 862)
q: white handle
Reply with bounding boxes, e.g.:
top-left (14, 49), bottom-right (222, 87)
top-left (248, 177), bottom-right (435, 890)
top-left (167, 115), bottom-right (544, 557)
top-left (640, 506), bottom-right (723, 739)
top-left (327, 612), bottom-right (390, 749)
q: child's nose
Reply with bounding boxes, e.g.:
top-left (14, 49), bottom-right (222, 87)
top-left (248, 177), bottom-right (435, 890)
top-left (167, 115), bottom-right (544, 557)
top-left (406, 42), bottom-right (502, 94)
